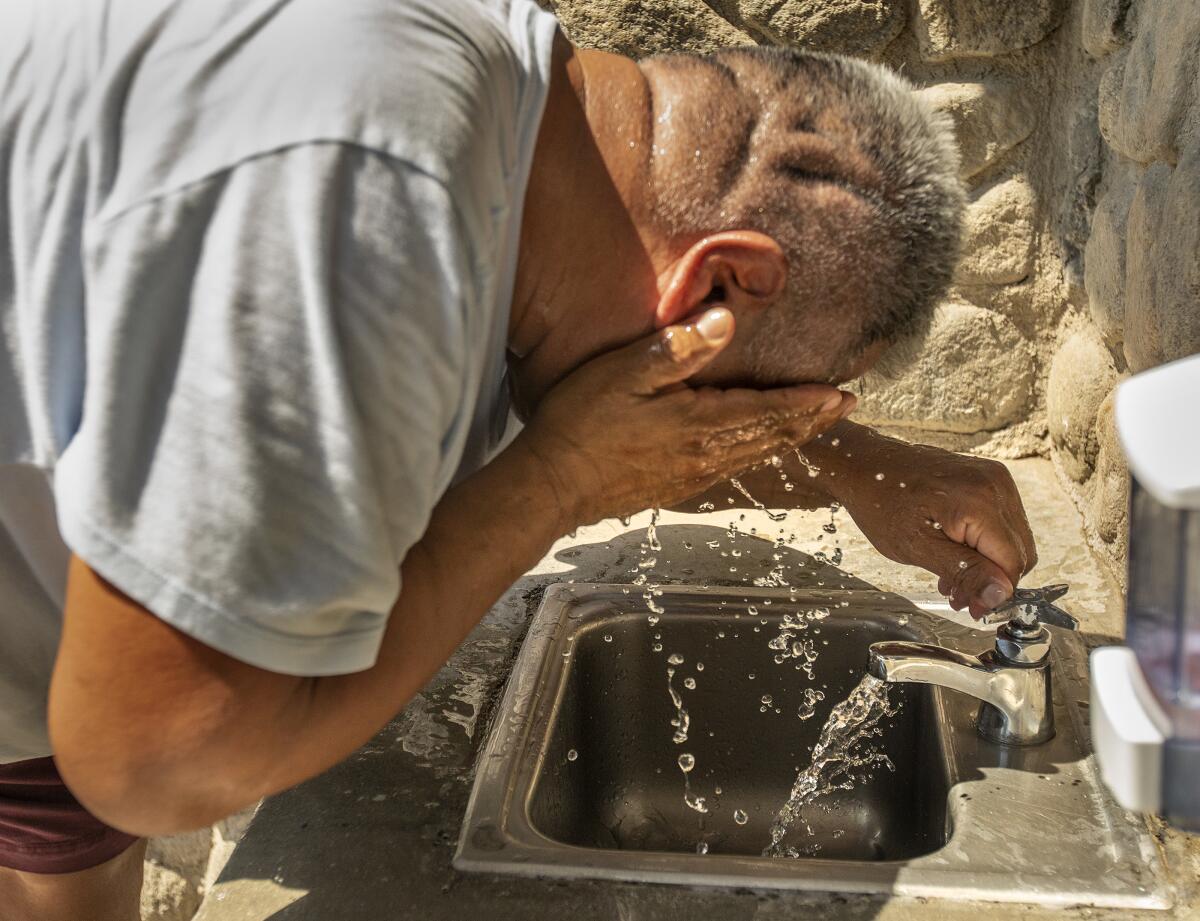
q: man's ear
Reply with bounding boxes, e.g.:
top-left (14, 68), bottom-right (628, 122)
top-left (654, 231), bottom-right (787, 329)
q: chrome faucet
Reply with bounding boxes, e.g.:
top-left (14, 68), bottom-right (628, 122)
top-left (868, 585), bottom-right (1078, 746)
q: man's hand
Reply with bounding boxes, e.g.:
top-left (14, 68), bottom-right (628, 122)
top-left (809, 425), bottom-right (1037, 619)
top-left (520, 307), bottom-right (856, 527)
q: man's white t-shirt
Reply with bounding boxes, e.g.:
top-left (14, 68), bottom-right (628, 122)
top-left (0, 0), bottom-right (557, 762)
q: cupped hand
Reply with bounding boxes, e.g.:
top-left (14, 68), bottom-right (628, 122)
top-left (516, 308), bottom-right (856, 529)
top-left (824, 431), bottom-right (1037, 619)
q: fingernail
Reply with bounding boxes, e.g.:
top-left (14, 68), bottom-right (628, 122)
top-left (820, 393), bottom-right (842, 413)
top-left (837, 392), bottom-right (857, 418)
top-left (696, 308), bottom-right (732, 343)
top-left (981, 582), bottom-right (1009, 609)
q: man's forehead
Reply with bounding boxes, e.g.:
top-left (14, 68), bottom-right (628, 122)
top-left (642, 55), bottom-right (882, 197)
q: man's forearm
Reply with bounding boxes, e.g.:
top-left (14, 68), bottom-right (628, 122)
top-left (674, 420), bottom-right (879, 513)
top-left (54, 435), bottom-right (574, 834)
top-left (264, 435), bottom-right (571, 789)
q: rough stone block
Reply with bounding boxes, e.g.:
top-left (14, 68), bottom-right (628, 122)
top-left (1058, 91), bottom-right (1104, 283)
top-left (733, 0), bottom-right (905, 57)
top-left (1047, 327), bottom-right (1119, 482)
top-left (1082, 0), bottom-right (1132, 58)
top-left (954, 178), bottom-right (1037, 286)
top-left (852, 300), bottom-right (1035, 433)
top-left (1103, 1), bottom-right (1200, 163)
top-left (1123, 162), bottom-right (1170, 371)
top-left (914, 81), bottom-right (1037, 180)
top-left (546, 0), bottom-right (752, 56)
top-left (1125, 140), bottom-right (1200, 372)
top-left (1084, 177), bottom-right (1137, 348)
top-left (1088, 390), bottom-right (1129, 549)
top-left (913, 0), bottom-right (1068, 62)
top-left (1097, 53), bottom-right (1127, 149)
top-left (142, 862), bottom-right (204, 921)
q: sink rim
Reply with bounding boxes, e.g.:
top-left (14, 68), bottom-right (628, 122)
top-left (455, 583), bottom-right (1171, 909)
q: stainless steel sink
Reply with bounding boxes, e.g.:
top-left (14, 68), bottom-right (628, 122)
top-left (456, 584), bottom-right (1170, 909)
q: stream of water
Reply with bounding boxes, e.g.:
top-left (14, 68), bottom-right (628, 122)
top-left (763, 675), bottom-right (898, 858)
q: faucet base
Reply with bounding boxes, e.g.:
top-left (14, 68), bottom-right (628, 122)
top-left (978, 701), bottom-right (1055, 747)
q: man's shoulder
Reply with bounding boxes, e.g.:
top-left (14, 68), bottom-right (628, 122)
top-left (101, 0), bottom-right (547, 219)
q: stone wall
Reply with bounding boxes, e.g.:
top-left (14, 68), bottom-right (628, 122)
top-left (143, 811), bottom-right (255, 921)
top-left (543, 0), bottom-right (1200, 577)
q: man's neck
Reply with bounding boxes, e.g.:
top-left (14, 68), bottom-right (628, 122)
top-left (507, 37), bottom-right (664, 415)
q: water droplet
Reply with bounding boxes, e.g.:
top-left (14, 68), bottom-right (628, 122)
top-left (958, 560), bottom-right (968, 569)
top-left (667, 653), bottom-right (685, 665)
top-left (698, 501), bottom-right (715, 511)
top-left (653, 643), bottom-right (663, 652)
top-left (567, 749), bottom-right (578, 762)
top-left (748, 673), bottom-right (756, 680)
top-left (696, 841), bottom-right (708, 854)
top-left (696, 662), bottom-right (704, 671)
top-left (683, 677), bottom-right (697, 690)
top-left (761, 694), bottom-right (774, 706)
top-left (603, 634), bottom-right (613, 643)
top-left (678, 753), bottom-right (696, 773)
top-left (734, 809), bottom-right (749, 825)
top-left (875, 473), bottom-right (885, 481)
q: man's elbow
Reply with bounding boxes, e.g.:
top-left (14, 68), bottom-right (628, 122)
top-left (50, 708), bottom-right (254, 837)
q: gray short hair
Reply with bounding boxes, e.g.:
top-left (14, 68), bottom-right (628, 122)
top-left (641, 47), bottom-right (965, 383)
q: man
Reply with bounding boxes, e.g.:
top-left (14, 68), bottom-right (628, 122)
top-left (0, 0), bottom-right (1035, 917)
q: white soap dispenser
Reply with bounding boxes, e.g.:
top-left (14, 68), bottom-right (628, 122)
top-left (1091, 353), bottom-right (1200, 831)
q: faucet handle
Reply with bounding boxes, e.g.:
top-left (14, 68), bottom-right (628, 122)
top-left (983, 584), bottom-right (1079, 631)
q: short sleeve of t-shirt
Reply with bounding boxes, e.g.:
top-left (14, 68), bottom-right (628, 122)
top-left (55, 145), bottom-right (476, 676)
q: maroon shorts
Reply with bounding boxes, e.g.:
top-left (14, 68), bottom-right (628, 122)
top-left (0, 757), bottom-right (139, 874)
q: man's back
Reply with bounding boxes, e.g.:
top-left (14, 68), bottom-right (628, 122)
top-left (0, 0), bottom-right (556, 762)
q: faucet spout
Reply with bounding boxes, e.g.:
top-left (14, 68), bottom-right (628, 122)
top-left (868, 640), bottom-right (1055, 746)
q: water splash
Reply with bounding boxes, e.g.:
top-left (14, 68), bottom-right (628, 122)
top-left (794, 449), bottom-right (821, 478)
top-left (666, 665), bottom-right (690, 745)
top-left (638, 509), bottom-right (665, 620)
top-left (728, 477), bottom-right (789, 522)
top-left (678, 752), bottom-right (708, 814)
top-left (764, 676), bottom-right (898, 857)
top-left (796, 687), bottom-right (826, 721)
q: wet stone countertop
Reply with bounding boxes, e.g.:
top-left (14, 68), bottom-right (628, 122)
top-left (195, 459), bottom-right (1200, 921)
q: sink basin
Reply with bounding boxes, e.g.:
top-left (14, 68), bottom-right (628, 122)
top-left (456, 584), bottom-right (1170, 908)
top-left (528, 607), bottom-right (947, 861)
